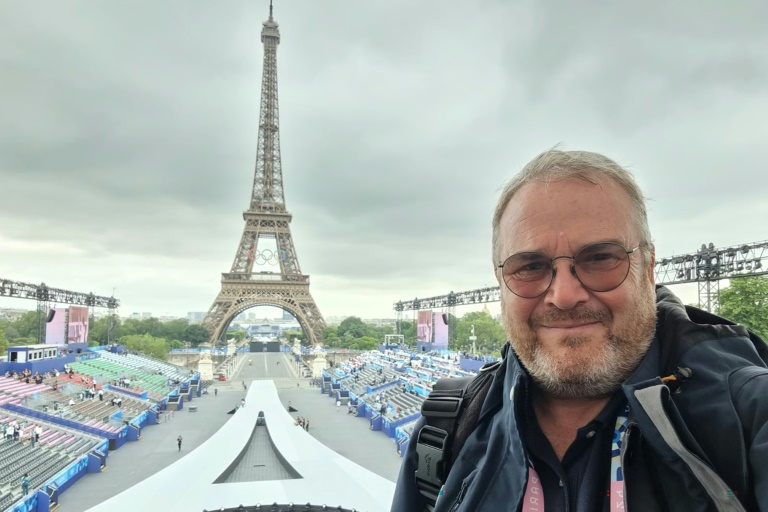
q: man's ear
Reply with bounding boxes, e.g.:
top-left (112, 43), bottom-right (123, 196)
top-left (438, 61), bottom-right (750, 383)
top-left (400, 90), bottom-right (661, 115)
top-left (647, 245), bottom-right (656, 285)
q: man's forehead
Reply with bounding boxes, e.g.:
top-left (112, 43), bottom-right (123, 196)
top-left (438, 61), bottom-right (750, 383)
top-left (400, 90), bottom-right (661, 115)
top-left (497, 179), bottom-right (635, 254)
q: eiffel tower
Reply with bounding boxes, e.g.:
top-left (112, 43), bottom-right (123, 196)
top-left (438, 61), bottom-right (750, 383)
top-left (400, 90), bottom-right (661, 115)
top-left (203, 1), bottom-right (325, 345)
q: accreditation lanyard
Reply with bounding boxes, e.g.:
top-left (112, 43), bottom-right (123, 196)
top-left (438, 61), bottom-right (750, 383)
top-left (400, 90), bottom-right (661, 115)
top-left (521, 406), bottom-right (630, 512)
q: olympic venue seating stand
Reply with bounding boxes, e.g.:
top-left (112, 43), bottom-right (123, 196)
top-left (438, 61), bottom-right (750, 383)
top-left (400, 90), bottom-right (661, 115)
top-left (333, 361), bottom-right (432, 454)
top-left (68, 356), bottom-right (182, 400)
top-left (0, 394), bottom-right (103, 511)
top-left (344, 368), bottom-right (425, 419)
top-left (35, 376), bottom-right (153, 427)
top-left (0, 353), bottom-right (191, 511)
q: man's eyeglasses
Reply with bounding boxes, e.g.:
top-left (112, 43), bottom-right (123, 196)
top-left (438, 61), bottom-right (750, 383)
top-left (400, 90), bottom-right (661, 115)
top-left (497, 242), bottom-right (641, 299)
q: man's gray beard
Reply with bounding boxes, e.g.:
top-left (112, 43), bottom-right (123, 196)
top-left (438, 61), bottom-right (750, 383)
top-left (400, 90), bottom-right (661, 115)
top-left (502, 287), bottom-right (657, 400)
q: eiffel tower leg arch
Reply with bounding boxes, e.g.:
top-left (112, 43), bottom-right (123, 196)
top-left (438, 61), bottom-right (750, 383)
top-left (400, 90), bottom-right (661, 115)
top-left (203, 281), bottom-right (325, 347)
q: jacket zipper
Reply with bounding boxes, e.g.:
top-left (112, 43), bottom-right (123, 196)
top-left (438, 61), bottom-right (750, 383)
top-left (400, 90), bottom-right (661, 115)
top-left (448, 481), bottom-right (469, 512)
top-left (620, 421), bottom-right (637, 512)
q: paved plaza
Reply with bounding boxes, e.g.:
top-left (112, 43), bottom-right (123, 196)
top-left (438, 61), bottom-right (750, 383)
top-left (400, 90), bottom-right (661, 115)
top-left (58, 352), bottom-right (405, 511)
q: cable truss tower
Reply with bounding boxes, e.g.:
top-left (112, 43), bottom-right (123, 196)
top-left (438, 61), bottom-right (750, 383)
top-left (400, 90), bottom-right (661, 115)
top-left (202, 2), bottom-right (325, 345)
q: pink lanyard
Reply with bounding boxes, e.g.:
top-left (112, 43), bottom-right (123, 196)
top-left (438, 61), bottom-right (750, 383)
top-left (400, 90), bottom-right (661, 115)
top-left (522, 407), bottom-right (630, 512)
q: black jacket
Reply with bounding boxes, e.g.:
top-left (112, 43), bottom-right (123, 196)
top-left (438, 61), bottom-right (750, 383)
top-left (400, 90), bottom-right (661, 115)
top-left (391, 286), bottom-right (768, 511)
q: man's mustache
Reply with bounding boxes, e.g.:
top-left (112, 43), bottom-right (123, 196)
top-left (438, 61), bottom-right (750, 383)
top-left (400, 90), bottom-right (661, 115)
top-left (530, 307), bottom-right (612, 328)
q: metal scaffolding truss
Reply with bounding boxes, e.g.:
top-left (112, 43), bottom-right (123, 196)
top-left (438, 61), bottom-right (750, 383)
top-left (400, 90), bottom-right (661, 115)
top-left (0, 277), bottom-right (119, 343)
top-left (0, 278), bottom-right (119, 309)
top-left (394, 240), bottom-right (768, 315)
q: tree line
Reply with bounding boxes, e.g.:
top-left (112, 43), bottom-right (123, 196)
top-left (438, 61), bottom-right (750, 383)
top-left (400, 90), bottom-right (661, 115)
top-left (1, 276), bottom-right (765, 359)
top-left (0, 313), bottom-right (211, 361)
top-left (318, 310), bottom-right (507, 355)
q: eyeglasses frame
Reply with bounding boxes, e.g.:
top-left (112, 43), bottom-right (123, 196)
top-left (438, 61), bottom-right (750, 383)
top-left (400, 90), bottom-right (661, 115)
top-left (496, 243), bottom-right (642, 299)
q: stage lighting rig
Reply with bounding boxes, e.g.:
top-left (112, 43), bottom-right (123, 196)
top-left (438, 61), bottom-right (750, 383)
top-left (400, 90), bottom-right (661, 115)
top-left (0, 276), bottom-right (120, 343)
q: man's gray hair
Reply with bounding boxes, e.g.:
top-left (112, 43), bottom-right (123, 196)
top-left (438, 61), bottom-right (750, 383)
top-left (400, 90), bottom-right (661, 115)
top-left (492, 149), bottom-right (653, 263)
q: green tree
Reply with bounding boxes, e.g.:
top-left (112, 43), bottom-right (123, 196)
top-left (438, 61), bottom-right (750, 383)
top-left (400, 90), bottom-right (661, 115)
top-left (3, 325), bottom-right (20, 342)
top-left (228, 330), bottom-right (246, 342)
top-left (12, 311), bottom-right (39, 340)
top-left (349, 336), bottom-right (379, 351)
top-left (453, 311), bottom-right (506, 354)
top-left (158, 318), bottom-right (189, 342)
top-left (184, 324), bottom-right (211, 346)
top-left (322, 326), bottom-right (341, 347)
top-left (121, 334), bottom-right (170, 360)
top-left (718, 276), bottom-right (768, 341)
top-left (398, 320), bottom-right (416, 345)
top-left (88, 316), bottom-right (109, 344)
top-left (89, 315), bottom-right (123, 345)
top-left (337, 317), bottom-right (368, 338)
top-left (11, 337), bottom-right (37, 346)
top-left (0, 330), bottom-right (8, 356)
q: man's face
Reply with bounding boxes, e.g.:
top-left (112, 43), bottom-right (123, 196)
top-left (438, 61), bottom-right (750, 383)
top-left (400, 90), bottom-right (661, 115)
top-left (496, 178), bottom-right (657, 399)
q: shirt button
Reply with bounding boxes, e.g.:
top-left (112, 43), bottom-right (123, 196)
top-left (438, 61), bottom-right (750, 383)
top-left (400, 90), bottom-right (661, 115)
top-left (586, 430), bottom-right (596, 439)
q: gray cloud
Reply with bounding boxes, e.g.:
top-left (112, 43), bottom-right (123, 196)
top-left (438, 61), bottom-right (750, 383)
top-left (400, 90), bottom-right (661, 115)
top-left (1, 0), bottom-right (766, 319)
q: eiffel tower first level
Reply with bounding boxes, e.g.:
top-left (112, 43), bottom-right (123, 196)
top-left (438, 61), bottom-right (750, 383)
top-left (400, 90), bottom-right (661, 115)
top-left (203, 2), bottom-right (325, 345)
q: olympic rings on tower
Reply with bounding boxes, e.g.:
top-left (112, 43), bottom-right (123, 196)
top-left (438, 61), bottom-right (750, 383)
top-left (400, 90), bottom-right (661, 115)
top-left (247, 248), bottom-right (288, 266)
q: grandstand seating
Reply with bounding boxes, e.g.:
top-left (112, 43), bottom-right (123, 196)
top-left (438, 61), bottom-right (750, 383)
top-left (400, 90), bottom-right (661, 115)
top-left (68, 359), bottom-right (171, 400)
top-left (44, 374), bottom-right (154, 422)
top-left (318, 348), bottom-right (489, 458)
top-left (0, 350), bottom-right (192, 511)
top-left (98, 352), bottom-right (189, 382)
top-left (0, 411), bottom-right (101, 511)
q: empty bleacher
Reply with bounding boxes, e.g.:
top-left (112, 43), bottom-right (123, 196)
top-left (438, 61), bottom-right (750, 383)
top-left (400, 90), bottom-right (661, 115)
top-left (68, 360), bottom-right (168, 400)
top-left (319, 348), bottom-right (487, 457)
top-left (44, 375), bottom-right (154, 423)
top-left (0, 410), bottom-right (102, 511)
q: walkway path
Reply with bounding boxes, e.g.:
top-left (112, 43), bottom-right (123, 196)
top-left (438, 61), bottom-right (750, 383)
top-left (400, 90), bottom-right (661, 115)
top-left (62, 351), bottom-right (404, 511)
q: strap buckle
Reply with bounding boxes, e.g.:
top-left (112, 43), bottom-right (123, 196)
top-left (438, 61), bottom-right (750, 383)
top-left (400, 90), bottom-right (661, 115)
top-left (420, 396), bottom-right (463, 419)
top-left (415, 425), bottom-right (450, 488)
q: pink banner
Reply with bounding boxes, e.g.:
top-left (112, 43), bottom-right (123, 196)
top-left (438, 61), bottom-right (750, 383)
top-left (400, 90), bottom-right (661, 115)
top-left (433, 312), bottom-right (449, 347)
top-left (67, 306), bottom-right (90, 344)
top-left (417, 310), bottom-right (432, 343)
top-left (45, 308), bottom-right (67, 345)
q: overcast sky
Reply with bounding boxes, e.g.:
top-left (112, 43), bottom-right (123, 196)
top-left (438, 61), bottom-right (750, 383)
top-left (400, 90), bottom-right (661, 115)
top-left (1, 0), bottom-right (766, 323)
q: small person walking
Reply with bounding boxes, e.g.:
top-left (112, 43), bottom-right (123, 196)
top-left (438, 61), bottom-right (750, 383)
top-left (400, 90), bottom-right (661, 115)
top-left (336, 399), bottom-right (341, 412)
top-left (240, 398), bottom-right (245, 408)
top-left (214, 388), bottom-right (218, 397)
top-left (177, 435), bottom-right (182, 452)
top-left (21, 473), bottom-right (30, 496)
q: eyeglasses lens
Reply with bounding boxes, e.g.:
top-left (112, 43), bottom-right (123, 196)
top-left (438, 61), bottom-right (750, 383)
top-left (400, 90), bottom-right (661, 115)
top-left (501, 243), bottom-right (631, 298)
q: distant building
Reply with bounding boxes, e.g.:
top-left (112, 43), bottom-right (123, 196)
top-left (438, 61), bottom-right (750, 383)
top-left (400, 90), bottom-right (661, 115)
top-left (363, 318), bottom-right (397, 328)
top-left (157, 315), bottom-right (183, 323)
top-left (187, 312), bottom-right (206, 324)
top-left (0, 308), bottom-right (31, 321)
top-left (282, 309), bottom-right (294, 321)
top-left (325, 316), bottom-right (345, 326)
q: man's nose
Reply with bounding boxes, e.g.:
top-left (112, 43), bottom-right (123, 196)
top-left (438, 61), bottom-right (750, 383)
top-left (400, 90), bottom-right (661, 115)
top-left (545, 259), bottom-right (589, 309)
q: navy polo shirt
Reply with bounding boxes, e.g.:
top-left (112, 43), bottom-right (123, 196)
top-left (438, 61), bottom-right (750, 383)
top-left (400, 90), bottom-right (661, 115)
top-left (524, 392), bottom-right (627, 511)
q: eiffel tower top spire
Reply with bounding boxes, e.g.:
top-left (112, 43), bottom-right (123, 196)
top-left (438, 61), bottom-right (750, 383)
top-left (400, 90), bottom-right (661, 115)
top-left (250, 0), bottom-right (284, 213)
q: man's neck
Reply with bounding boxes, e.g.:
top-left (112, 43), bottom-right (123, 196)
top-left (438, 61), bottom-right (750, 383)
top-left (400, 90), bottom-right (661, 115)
top-left (531, 387), bottom-right (611, 461)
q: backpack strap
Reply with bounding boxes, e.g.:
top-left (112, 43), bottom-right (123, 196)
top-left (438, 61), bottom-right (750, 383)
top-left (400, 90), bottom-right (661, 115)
top-left (634, 384), bottom-right (747, 512)
top-left (414, 361), bottom-right (501, 511)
